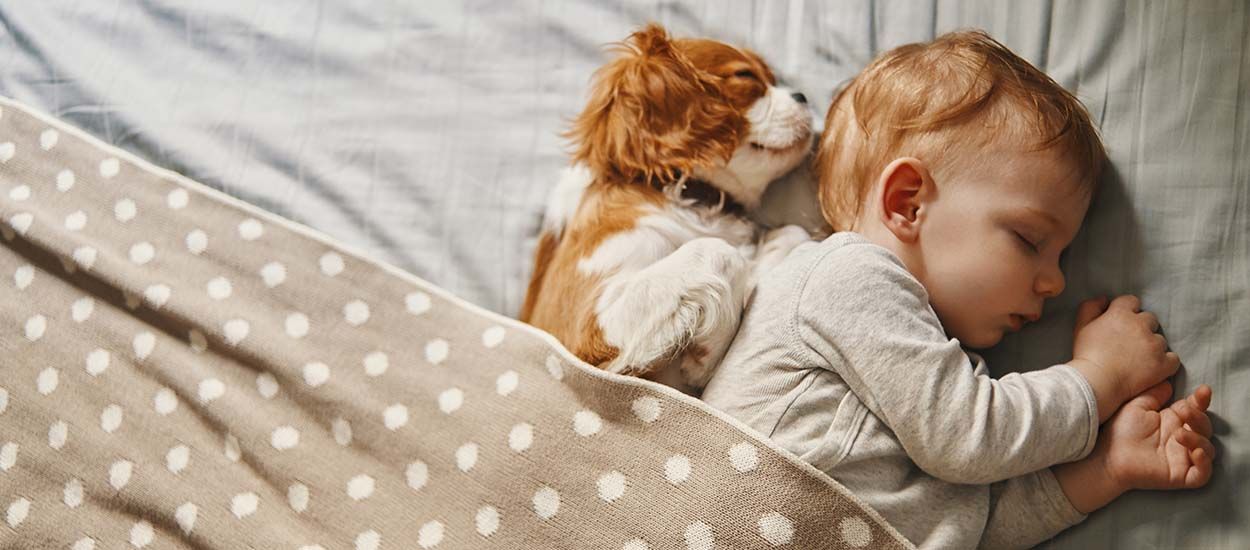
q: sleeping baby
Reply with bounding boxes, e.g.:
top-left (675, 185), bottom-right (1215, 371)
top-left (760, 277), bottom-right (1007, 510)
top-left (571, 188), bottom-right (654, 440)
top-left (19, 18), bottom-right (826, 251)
top-left (702, 30), bottom-right (1216, 549)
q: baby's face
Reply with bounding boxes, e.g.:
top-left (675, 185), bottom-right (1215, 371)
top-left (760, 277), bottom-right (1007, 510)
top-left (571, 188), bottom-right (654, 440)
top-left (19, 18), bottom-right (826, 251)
top-left (917, 147), bottom-right (1090, 349)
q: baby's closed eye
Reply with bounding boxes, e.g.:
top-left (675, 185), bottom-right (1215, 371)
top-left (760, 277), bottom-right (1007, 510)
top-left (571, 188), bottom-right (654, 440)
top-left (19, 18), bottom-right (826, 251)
top-left (1011, 229), bottom-right (1040, 253)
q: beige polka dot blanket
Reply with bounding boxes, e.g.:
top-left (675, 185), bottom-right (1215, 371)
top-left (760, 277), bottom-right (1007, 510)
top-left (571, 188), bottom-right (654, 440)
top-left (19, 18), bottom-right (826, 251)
top-left (0, 96), bottom-right (912, 550)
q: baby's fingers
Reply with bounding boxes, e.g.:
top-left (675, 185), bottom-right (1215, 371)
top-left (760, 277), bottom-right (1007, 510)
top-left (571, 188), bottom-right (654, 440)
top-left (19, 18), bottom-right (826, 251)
top-left (1174, 430), bottom-right (1216, 488)
top-left (1185, 456), bottom-right (1213, 488)
top-left (1173, 394), bottom-right (1214, 437)
top-left (1174, 429), bottom-right (1215, 457)
top-left (1191, 384), bottom-right (1213, 411)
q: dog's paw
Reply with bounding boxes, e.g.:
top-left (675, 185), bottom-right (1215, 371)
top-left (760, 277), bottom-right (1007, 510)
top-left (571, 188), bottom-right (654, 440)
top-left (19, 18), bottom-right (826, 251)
top-left (599, 237), bottom-right (748, 377)
top-left (678, 237), bottom-right (748, 276)
top-left (662, 237), bottom-right (747, 339)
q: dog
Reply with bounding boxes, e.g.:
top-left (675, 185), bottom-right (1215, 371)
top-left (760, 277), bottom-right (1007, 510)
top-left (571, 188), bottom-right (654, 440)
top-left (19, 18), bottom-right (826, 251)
top-left (520, 23), bottom-right (813, 393)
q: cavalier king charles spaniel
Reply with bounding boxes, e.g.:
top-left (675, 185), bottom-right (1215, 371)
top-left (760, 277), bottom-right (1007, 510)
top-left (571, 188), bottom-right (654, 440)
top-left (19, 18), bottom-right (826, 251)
top-left (520, 23), bottom-right (813, 393)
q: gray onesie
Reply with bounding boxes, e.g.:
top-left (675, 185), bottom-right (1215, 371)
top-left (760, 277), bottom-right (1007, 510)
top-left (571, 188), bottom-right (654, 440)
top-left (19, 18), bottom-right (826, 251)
top-left (702, 232), bottom-right (1100, 549)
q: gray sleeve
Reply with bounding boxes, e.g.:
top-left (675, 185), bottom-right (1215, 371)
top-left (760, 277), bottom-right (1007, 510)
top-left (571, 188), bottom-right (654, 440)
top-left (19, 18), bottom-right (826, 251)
top-left (978, 468), bottom-right (1088, 549)
top-left (791, 243), bottom-right (1100, 484)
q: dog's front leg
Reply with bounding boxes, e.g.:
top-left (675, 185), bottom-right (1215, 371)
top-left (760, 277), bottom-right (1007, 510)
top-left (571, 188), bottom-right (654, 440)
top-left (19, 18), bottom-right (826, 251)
top-left (597, 238), bottom-right (748, 383)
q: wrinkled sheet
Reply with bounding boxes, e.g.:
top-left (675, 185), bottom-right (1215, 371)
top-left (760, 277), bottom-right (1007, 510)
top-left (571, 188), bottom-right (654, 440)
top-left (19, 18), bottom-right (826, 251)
top-left (0, 1), bottom-right (1245, 548)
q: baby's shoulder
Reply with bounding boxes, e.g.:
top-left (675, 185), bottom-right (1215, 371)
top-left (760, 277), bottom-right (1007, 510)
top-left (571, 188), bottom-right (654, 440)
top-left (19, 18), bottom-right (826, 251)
top-left (797, 233), bottom-right (916, 290)
top-left (779, 233), bottom-right (932, 325)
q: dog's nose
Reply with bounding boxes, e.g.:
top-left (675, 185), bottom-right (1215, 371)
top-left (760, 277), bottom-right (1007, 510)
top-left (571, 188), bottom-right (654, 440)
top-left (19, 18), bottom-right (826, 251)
top-left (791, 92), bottom-right (808, 104)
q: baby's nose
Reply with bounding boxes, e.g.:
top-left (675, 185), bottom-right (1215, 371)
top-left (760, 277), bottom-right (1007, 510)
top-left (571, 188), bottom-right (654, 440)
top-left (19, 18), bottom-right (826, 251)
top-left (1036, 265), bottom-right (1066, 298)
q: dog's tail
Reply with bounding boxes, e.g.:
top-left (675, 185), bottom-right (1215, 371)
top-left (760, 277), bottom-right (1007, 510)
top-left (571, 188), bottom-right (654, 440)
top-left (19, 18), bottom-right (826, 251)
top-left (520, 164), bottom-right (593, 321)
top-left (518, 230), bottom-right (559, 322)
top-left (541, 163), bottom-right (592, 236)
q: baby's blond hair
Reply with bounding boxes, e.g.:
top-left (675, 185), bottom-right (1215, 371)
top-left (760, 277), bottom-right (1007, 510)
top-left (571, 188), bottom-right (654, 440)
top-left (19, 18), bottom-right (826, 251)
top-left (816, 30), bottom-right (1107, 231)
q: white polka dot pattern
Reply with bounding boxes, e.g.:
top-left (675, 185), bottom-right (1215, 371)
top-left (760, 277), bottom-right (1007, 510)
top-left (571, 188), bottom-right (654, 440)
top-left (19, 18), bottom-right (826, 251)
top-left (271, 427), bottom-right (300, 450)
top-left (237, 218), bottom-right (263, 240)
top-left (153, 388), bottom-right (178, 415)
top-left (98, 157), bottom-right (119, 178)
top-left (285, 312), bottom-right (310, 338)
top-left (71, 297), bottom-right (94, 322)
top-left (729, 442), bottom-right (760, 473)
top-left (758, 512), bottom-right (795, 546)
top-left (0, 443), bottom-right (16, 471)
top-left (288, 483), bottom-right (310, 513)
top-left (532, 487), bottom-right (560, 520)
top-left (383, 404), bottom-right (409, 430)
top-left (320, 252), bottom-right (345, 276)
top-left (232, 492), bottom-right (259, 519)
top-left (495, 370), bottom-right (519, 396)
top-left (133, 332), bottom-right (156, 361)
top-left (166, 445), bottom-right (190, 474)
top-left (476, 505), bottom-right (500, 537)
top-left (167, 188), bottom-right (189, 209)
top-left (175, 502), bottom-right (198, 534)
top-left (685, 521), bottom-right (714, 550)
top-left (665, 455), bottom-right (692, 485)
top-left (130, 520), bottom-right (154, 547)
top-left (437, 388), bottom-right (463, 414)
top-left (455, 443), bottom-right (478, 472)
top-left (363, 351), bottom-right (388, 376)
top-left (509, 423), bottom-right (533, 453)
top-left (56, 169), bottom-right (75, 191)
top-left (840, 516), bottom-right (873, 547)
top-left (597, 471), bottom-right (627, 502)
top-left (355, 530), bottom-right (380, 550)
top-left (186, 229), bottom-right (207, 254)
top-left (347, 474), bottom-right (374, 501)
top-left (573, 410), bottom-right (602, 436)
top-left (109, 459), bottom-right (132, 490)
top-left (623, 539), bottom-right (650, 550)
top-left (0, 99), bottom-right (909, 550)
top-left (63, 478), bottom-right (84, 508)
top-left (406, 461), bottom-right (429, 491)
top-left (417, 520), bottom-right (443, 548)
top-left (48, 420), bottom-right (68, 449)
top-left (631, 396), bottom-right (662, 423)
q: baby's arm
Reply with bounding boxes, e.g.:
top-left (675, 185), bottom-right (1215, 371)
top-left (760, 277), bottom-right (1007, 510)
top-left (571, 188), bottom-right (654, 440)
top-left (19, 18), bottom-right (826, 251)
top-left (795, 246), bottom-right (1098, 484)
top-left (978, 469), bottom-right (1086, 550)
top-left (978, 384), bottom-right (1214, 550)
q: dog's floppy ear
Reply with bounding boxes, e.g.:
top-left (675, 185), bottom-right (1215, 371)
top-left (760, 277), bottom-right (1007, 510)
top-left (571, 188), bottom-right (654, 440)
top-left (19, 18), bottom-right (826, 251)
top-left (568, 23), bottom-right (743, 185)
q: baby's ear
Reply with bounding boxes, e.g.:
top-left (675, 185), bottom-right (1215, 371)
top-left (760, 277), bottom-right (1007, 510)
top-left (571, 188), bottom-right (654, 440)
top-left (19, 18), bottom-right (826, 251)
top-left (877, 157), bottom-right (930, 242)
top-left (567, 23), bottom-right (743, 184)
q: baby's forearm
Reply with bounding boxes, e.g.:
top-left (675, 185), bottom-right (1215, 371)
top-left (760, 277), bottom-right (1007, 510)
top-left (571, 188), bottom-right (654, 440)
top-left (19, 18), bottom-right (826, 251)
top-left (1053, 453), bottom-right (1126, 514)
top-left (1068, 358), bottom-right (1127, 423)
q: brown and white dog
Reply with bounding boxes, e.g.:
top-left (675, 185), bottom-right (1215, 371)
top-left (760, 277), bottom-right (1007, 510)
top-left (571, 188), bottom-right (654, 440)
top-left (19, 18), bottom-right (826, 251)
top-left (520, 23), bottom-right (813, 392)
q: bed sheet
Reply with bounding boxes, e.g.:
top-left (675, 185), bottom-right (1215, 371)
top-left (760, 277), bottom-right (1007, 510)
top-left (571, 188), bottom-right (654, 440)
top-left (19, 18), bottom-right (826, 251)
top-left (1, 1), bottom-right (1245, 548)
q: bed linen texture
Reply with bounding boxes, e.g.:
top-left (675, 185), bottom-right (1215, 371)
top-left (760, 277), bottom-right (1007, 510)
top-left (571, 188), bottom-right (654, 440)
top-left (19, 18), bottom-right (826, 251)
top-left (0, 1), bottom-right (1246, 548)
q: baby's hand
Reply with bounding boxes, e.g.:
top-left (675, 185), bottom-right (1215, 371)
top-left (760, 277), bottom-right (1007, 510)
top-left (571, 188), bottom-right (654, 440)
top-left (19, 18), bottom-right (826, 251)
top-left (1097, 382), bottom-right (1215, 492)
top-left (1072, 295), bottom-right (1180, 409)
